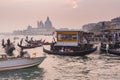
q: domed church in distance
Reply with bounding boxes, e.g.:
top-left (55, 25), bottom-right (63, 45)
top-left (13, 17), bottom-right (55, 35)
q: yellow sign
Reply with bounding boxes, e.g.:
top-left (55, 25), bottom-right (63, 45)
top-left (32, 53), bottom-right (36, 57)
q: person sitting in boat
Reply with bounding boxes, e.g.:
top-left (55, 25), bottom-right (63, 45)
top-left (19, 49), bottom-right (30, 58)
top-left (60, 47), bottom-right (64, 52)
top-left (19, 48), bottom-right (24, 57)
top-left (65, 48), bottom-right (74, 52)
top-left (68, 49), bottom-right (74, 52)
top-left (5, 43), bottom-right (15, 56)
top-left (83, 37), bottom-right (88, 44)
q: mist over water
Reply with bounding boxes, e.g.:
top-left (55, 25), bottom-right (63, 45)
top-left (0, 35), bottom-right (120, 80)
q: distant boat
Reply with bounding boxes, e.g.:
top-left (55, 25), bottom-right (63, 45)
top-left (17, 43), bottom-right (42, 49)
top-left (25, 39), bottom-right (51, 45)
top-left (0, 56), bottom-right (45, 71)
top-left (25, 39), bottom-right (42, 44)
top-left (13, 37), bottom-right (19, 40)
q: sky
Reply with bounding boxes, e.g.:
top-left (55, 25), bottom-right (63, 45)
top-left (0, 0), bottom-right (120, 32)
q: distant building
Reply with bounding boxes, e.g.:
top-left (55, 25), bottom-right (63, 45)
top-left (13, 17), bottom-right (55, 35)
top-left (111, 17), bottom-right (120, 29)
top-left (82, 16), bottom-right (120, 33)
top-left (82, 23), bottom-right (96, 32)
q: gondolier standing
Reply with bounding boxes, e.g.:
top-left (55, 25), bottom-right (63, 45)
top-left (20, 38), bottom-right (23, 45)
top-left (7, 38), bottom-right (10, 46)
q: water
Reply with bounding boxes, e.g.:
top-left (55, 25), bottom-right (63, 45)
top-left (0, 35), bottom-right (120, 80)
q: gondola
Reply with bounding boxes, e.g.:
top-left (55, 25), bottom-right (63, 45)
top-left (108, 49), bottom-right (120, 56)
top-left (43, 47), bottom-right (97, 56)
top-left (25, 39), bottom-right (42, 44)
top-left (100, 47), bottom-right (107, 52)
top-left (43, 42), bottom-right (52, 45)
top-left (17, 43), bottom-right (42, 49)
top-left (25, 39), bottom-right (48, 45)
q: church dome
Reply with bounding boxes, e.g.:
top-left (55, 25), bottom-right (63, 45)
top-left (45, 17), bottom-right (53, 28)
top-left (37, 20), bottom-right (44, 28)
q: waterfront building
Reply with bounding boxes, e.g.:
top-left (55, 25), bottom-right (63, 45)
top-left (82, 16), bottom-right (120, 33)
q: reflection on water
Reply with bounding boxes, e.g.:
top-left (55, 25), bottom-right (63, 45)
top-left (0, 67), bottom-right (44, 80)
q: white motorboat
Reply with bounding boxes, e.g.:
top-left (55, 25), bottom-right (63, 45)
top-left (0, 55), bottom-right (45, 71)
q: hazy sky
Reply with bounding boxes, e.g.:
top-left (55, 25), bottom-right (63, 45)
top-left (0, 0), bottom-right (120, 32)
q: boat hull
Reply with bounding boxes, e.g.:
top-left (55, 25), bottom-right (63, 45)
top-left (43, 47), bottom-right (97, 56)
top-left (108, 49), bottom-right (120, 56)
top-left (0, 57), bottom-right (45, 71)
top-left (100, 47), bottom-right (107, 53)
top-left (18, 43), bottom-right (42, 49)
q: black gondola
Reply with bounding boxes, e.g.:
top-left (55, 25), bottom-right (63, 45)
top-left (25, 39), bottom-right (50, 45)
top-left (108, 49), bottom-right (120, 56)
top-left (43, 42), bottom-right (52, 45)
top-left (17, 43), bottom-right (42, 49)
top-left (25, 39), bottom-right (42, 44)
top-left (43, 47), bottom-right (97, 56)
top-left (100, 47), bottom-right (107, 52)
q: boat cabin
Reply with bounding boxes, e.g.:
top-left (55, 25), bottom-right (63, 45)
top-left (54, 30), bottom-right (90, 47)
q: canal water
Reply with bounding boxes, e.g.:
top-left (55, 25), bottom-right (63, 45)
top-left (0, 35), bottom-right (120, 80)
